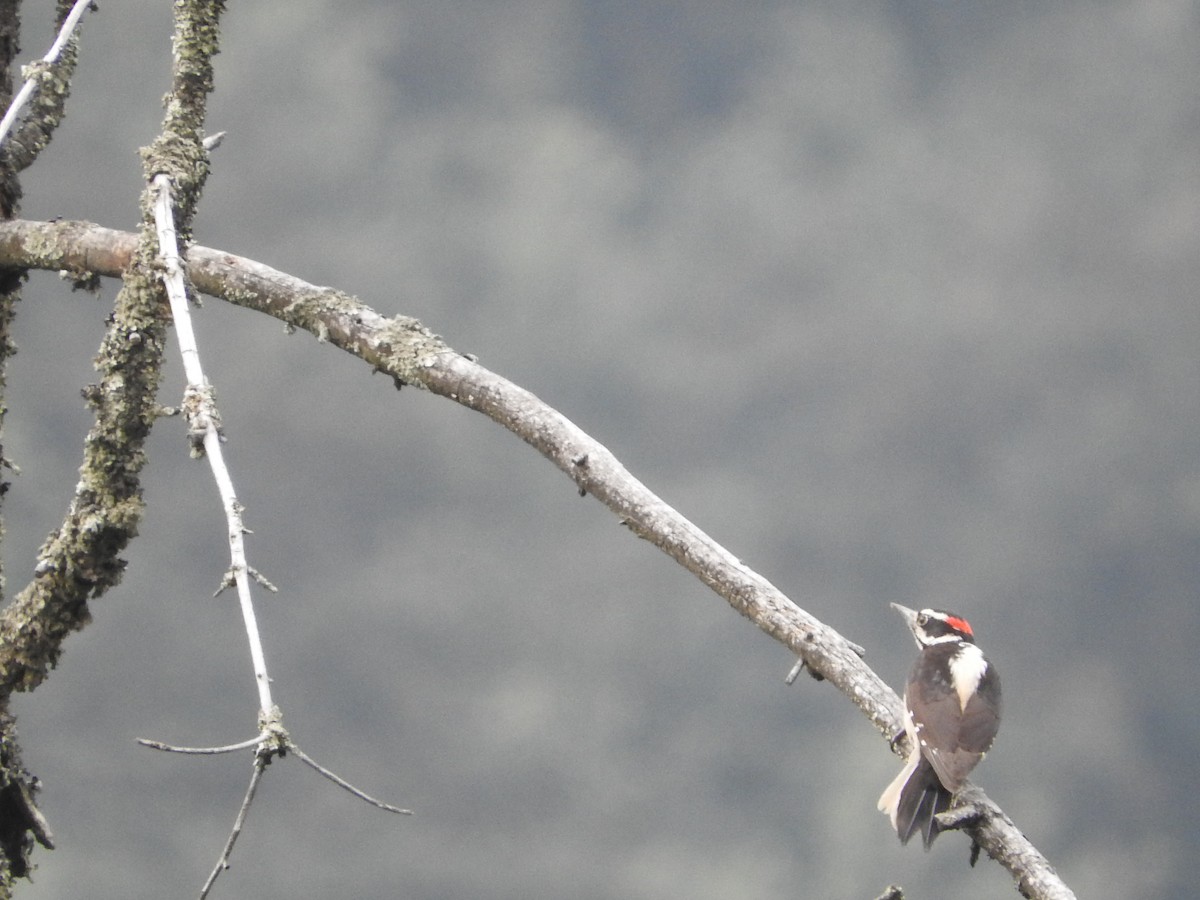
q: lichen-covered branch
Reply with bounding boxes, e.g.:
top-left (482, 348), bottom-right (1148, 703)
top-left (0, 249), bottom-right (164, 698)
top-left (0, 0), bottom-right (24, 587)
top-left (0, 5), bottom-right (40, 891)
top-left (0, 218), bottom-right (1076, 900)
top-left (0, 0), bottom-right (223, 699)
top-left (0, 0), bottom-right (23, 219)
top-left (2, 0), bottom-right (93, 172)
top-left (140, 0), bottom-right (225, 233)
top-left (0, 5), bottom-right (222, 885)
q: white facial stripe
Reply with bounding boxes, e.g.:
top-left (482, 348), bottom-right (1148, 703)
top-left (919, 632), bottom-right (964, 646)
top-left (949, 644), bottom-right (987, 711)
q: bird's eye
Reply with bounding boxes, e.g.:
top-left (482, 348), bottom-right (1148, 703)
top-left (917, 613), bottom-right (928, 625)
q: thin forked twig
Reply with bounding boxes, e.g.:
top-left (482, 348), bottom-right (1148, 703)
top-left (137, 732), bottom-right (410, 814)
top-left (139, 723), bottom-right (411, 897)
top-left (198, 752), bottom-right (269, 900)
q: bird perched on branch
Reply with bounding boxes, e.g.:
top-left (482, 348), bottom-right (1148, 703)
top-left (878, 603), bottom-right (1001, 849)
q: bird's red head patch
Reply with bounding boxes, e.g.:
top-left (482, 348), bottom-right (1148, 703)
top-left (944, 615), bottom-right (973, 637)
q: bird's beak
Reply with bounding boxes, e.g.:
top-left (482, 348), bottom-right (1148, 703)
top-left (889, 603), bottom-right (921, 645)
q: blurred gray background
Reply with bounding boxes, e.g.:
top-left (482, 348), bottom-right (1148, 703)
top-left (5, 0), bottom-right (1198, 897)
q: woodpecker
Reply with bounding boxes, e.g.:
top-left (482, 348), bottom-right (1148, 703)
top-left (877, 603), bottom-right (1001, 849)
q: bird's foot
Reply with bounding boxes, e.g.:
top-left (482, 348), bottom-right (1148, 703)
top-left (934, 801), bottom-right (985, 832)
top-left (935, 795), bottom-right (989, 867)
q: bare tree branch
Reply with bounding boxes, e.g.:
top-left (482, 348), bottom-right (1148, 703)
top-left (0, 218), bottom-right (1077, 900)
top-left (151, 174), bottom-right (276, 717)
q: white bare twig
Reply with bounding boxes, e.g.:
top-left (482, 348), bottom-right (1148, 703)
top-left (289, 744), bottom-right (414, 815)
top-left (149, 183), bottom-right (412, 895)
top-left (199, 752), bottom-right (268, 900)
top-left (151, 174), bottom-right (275, 717)
top-left (142, 724), bottom-right (409, 900)
top-left (0, 0), bottom-right (94, 147)
top-left (136, 736), bottom-right (264, 755)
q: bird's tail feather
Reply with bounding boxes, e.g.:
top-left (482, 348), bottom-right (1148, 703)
top-left (895, 757), bottom-right (953, 850)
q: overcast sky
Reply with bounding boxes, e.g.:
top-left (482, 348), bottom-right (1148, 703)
top-left (6, 1), bottom-right (1199, 898)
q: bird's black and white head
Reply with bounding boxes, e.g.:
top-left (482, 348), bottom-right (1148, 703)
top-left (890, 603), bottom-right (977, 649)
